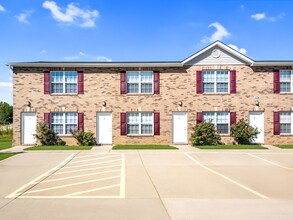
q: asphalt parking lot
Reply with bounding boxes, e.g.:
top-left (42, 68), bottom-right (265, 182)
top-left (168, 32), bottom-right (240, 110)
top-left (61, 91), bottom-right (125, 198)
top-left (1, 148), bottom-right (293, 219)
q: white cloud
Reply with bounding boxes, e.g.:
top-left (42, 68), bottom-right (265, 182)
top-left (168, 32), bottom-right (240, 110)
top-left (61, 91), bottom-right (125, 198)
top-left (42, 1), bottom-right (99, 28)
top-left (96, 56), bottom-right (112, 62)
top-left (64, 52), bottom-right (111, 62)
top-left (41, 49), bottom-right (47, 54)
top-left (16, 10), bottom-right (34, 24)
top-left (201, 22), bottom-right (230, 43)
top-left (240, 5), bottom-right (245, 9)
top-left (228, 44), bottom-right (247, 55)
top-left (0, 82), bottom-right (12, 88)
top-left (251, 13), bottom-right (265, 21)
top-left (251, 12), bottom-right (285, 22)
top-left (0, 4), bottom-right (5, 12)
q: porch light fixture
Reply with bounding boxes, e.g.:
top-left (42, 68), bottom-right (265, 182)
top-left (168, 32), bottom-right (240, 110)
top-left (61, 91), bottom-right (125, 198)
top-left (26, 101), bottom-right (31, 107)
top-left (102, 101), bottom-right (106, 107)
top-left (178, 101), bottom-right (183, 107)
top-left (255, 100), bottom-right (260, 106)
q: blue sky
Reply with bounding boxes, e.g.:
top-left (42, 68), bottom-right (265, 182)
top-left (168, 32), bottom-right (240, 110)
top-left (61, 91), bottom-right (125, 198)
top-left (0, 0), bottom-right (293, 105)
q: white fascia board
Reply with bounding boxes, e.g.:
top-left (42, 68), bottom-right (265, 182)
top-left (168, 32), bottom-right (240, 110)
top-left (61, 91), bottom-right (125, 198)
top-left (6, 62), bottom-right (183, 68)
top-left (251, 61), bottom-right (293, 66)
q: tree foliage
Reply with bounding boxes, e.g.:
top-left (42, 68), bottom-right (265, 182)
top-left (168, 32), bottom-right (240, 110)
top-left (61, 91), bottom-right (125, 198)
top-left (35, 122), bottom-right (66, 146)
top-left (230, 119), bottom-right (260, 144)
top-left (190, 121), bottom-right (221, 146)
top-left (0, 102), bottom-right (13, 125)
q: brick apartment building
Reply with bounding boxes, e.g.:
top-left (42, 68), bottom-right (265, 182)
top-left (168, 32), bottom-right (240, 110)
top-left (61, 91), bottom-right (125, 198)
top-left (7, 41), bottom-right (293, 146)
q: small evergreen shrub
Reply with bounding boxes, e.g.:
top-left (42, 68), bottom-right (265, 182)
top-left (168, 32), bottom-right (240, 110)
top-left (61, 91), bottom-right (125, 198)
top-left (190, 121), bottom-right (221, 146)
top-left (35, 122), bottom-right (66, 146)
top-left (230, 119), bottom-right (260, 144)
top-left (70, 129), bottom-right (96, 146)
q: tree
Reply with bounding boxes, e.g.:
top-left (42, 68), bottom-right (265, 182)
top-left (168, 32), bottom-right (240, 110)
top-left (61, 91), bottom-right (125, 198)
top-left (230, 119), bottom-right (260, 144)
top-left (0, 102), bottom-right (13, 125)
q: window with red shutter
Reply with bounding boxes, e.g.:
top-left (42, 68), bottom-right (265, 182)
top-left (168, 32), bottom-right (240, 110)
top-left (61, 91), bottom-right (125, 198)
top-left (78, 113), bottom-right (84, 130)
top-left (154, 71), bottom-right (160, 94)
top-left (44, 71), bottom-right (50, 94)
top-left (78, 71), bottom-right (84, 94)
top-left (196, 71), bottom-right (202, 94)
top-left (273, 70), bottom-right (280, 94)
top-left (196, 112), bottom-right (203, 124)
top-left (120, 71), bottom-right (126, 94)
top-left (230, 112), bottom-right (236, 125)
top-left (273, 112), bottom-right (280, 135)
top-left (154, 112), bottom-right (160, 135)
top-left (44, 113), bottom-right (50, 127)
top-left (230, 70), bottom-right (236, 94)
top-left (120, 112), bottom-right (127, 135)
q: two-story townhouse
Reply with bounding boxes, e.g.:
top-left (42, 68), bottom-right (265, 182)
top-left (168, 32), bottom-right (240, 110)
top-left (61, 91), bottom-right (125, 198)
top-left (7, 41), bottom-right (293, 146)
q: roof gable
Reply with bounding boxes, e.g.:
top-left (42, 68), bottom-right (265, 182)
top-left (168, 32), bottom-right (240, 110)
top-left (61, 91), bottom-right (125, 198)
top-left (182, 41), bottom-right (254, 66)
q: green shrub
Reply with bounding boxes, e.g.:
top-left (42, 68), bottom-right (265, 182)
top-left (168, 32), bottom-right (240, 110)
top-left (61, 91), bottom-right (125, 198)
top-left (230, 119), bottom-right (260, 144)
top-left (35, 122), bottom-right (66, 146)
top-left (190, 121), bottom-right (221, 146)
top-left (70, 129), bottom-right (96, 146)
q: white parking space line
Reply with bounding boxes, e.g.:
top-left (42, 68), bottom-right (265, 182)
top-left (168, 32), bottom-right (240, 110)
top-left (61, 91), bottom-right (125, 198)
top-left (41, 169), bottom-right (121, 183)
top-left (246, 153), bottom-right (293, 171)
top-left (74, 153), bottom-right (107, 159)
top-left (184, 153), bottom-right (268, 199)
top-left (52, 164), bottom-right (121, 175)
top-left (70, 155), bottom-right (121, 164)
top-left (120, 153), bottom-right (125, 198)
top-left (6, 153), bottom-right (77, 199)
top-left (24, 175), bottom-right (121, 194)
top-left (66, 184), bottom-right (120, 196)
top-left (63, 158), bottom-right (122, 169)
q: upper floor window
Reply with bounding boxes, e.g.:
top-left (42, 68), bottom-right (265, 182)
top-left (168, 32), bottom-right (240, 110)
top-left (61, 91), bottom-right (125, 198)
top-left (127, 112), bottom-right (153, 135)
top-left (51, 112), bottom-right (78, 135)
top-left (203, 112), bottom-right (229, 134)
top-left (51, 71), bottom-right (78, 94)
top-left (126, 71), bottom-right (153, 94)
top-left (203, 70), bottom-right (229, 93)
top-left (280, 70), bottom-right (293, 93)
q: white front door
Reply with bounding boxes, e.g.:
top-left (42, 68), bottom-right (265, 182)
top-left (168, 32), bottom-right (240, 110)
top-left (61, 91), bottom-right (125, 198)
top-left (249, 112), bottom-right (264, 144)
top-left (97, 113), bottom-right (112, 144)
top-left (172, 112), bottom-right (188, 144)
top-left (22, 112), bottom-right (37, 145)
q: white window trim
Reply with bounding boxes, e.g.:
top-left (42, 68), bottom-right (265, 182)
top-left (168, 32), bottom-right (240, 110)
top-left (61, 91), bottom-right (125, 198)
top-left (126, 71), bottom-right (154, 94)
top-left (51, 71), bottom-right (78, 95)
top-left (51, 112), bottom-right (78, 135)
top-left (202, 70), bottom-right (230, 94)
top-left (280, 70), bottom-right (293, 93)
top-left (280, 111), bottom-right (293, 135)
top-left (203, 111), bottom-right (230, 134)
top-left (126, 112), bottom-right (154, 135)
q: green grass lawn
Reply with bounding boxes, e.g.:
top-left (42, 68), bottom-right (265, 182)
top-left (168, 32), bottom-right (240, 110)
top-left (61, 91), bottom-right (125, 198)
top-left (25, 146), bottom-right (93, 150)
top-left (0, 138), bottom-right (12, 150)
top-left (275, 145), bottom-right (293, 149)
top-left (195, 144), bottom-right (267, 149)
top-left (112, 144), bottom-right (178, 150)
top-left (0, 153), bottom-right (17, 161)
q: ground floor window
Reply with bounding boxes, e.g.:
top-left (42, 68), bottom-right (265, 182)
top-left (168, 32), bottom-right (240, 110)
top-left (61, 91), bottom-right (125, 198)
top-left (127, 112), bottom-right (153, 135)
top-left (280, 112), bottom-right (292, 134)
top-left (203, 112), bottom-right (229, 134)
top-left (51, 113), bottom-right (78, 135)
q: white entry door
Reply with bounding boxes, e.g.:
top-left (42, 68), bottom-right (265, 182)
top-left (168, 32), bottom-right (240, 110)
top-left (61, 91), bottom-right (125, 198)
top-left (22, 112), bottom-right (37, 145)
top-left (249, 112), bottom-right (264, 144)
top-left (97, 113), bottom-right (112, 144)
top-left (172, 112), bottom-right (188, 144)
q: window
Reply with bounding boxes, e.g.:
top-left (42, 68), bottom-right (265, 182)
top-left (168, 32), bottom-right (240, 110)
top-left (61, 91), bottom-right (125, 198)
top-left (126, 71), bottom-right (153, 94)
top-left (203, 70), bottom-right (229, 93)
top-left (280, 112), bottom-right (292, 134)
top-left (126, 112), bottom-right (153, 135)
top-left (51, 113), bottom-right (78, 135)
top-left (51, 71), bottom-right (77, 94)
top-left (203, 112), bottom-right (229, 134)
top-left (280, 70), bottom-right (293, 93)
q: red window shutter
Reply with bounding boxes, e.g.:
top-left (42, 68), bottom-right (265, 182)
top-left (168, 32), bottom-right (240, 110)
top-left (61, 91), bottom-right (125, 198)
top-left (230, 112), bottom-right (236, 125)
top-left (154, 112), bottom-right (160, 135)
top-left (154, 71), bottom-right (160, 94)
top-left (230, 70), bottom-right (236, 94)
top-left (196, 71), bottom-right (202, 94)
top-left (78, 113), bottom-right (84, 130)
top-left (273, 112), bottom-right (280, 135)
top-left (196, 112), bottom-right (203, 124)
top-left (44, 113), bottom-right (50, 127)
top-left (78, 71), bottom-right (84, 94)
top-left (273, 70), bottom-right (280, 94)
top-left (120, 112), bottom-right (127, 135)
top-left (120, 71), bottom-right (126, 94)
top-left (44, 71), bottom-right (50, 94)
